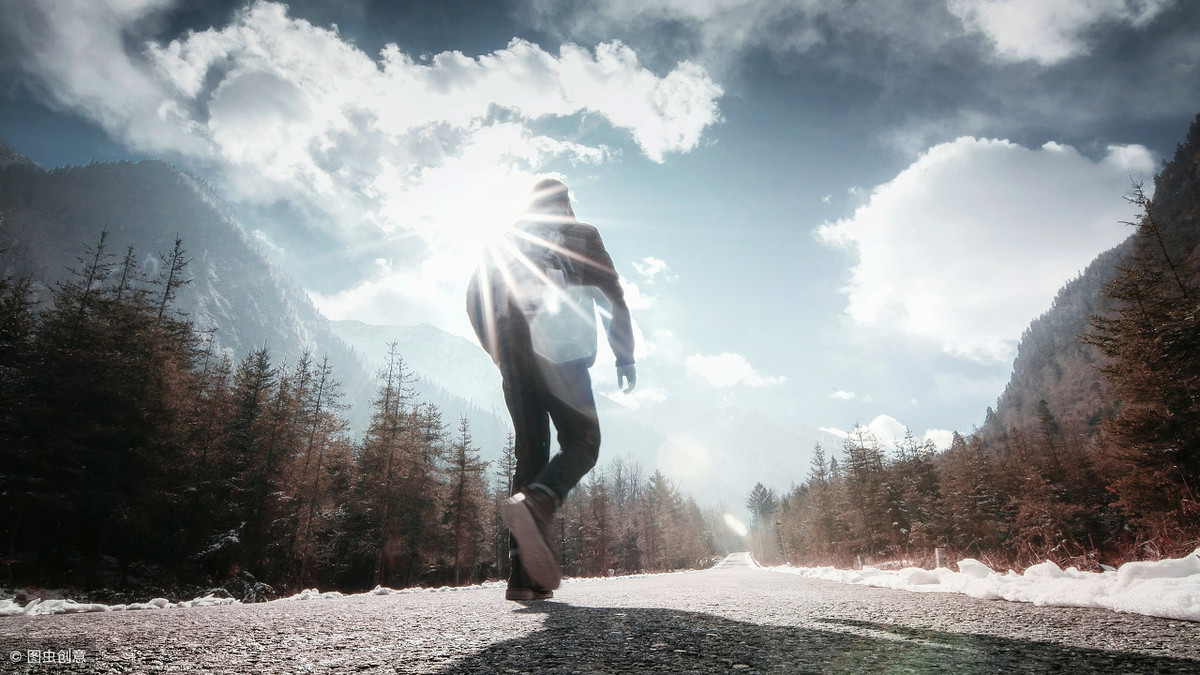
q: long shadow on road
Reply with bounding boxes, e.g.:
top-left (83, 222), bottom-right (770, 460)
top-left (438, 602), bottom-right (1198, 674)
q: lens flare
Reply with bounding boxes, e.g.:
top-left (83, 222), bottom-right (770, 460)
top-left (723, 513), bottom-right (748, 537)
top-left (474, 222), bottom-right (611, 366)
top-left (658, 434), bottom-right (712, 491)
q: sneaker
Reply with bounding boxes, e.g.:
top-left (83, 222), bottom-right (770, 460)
top-left (505, 557), bottom-right (553, 601)
top-left (500, 486), bottom-right (561, 590)
top-left (505, 586), bottom-right (554, 601)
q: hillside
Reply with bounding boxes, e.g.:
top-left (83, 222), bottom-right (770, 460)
top-left (0, 147), bottom-right (507, 446)
top-left (981, 112), bottom-right (1200, 441)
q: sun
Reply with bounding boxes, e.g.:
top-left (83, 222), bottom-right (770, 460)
top-left (422, 172), bottom-right (538, 263)
top-left (438, 186), bottom-right (528, 251)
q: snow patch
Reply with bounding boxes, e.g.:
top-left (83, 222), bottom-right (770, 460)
top-left (760, 548), bottom-right (1200, 622)
top-left (0, 568), bottom-right (702, 618)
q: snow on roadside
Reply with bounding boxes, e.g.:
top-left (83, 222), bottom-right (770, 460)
top-left (0, 594), bottom-right (239, 617)
top-left (758, 547), bottom-right (1200, 622)
top-left (0, 568), bottom-right (702, 618)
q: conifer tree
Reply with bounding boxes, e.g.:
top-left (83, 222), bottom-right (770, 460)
top-left (17, 233), bottom-right (198, 578)
top-left (489, 432), bottom-right (516, 575)
top-left (445, 416), bottom-right (487, 585)
top-left (800, 444), bottom-right (839, 559)
top-left (219, 346), bottom-right (277, 572)
top-left (1086, 182), bottom-right (1200, 544)
top-left (292, 354), bottom-right (349, 584)
top-left (358, 342), bottom-right (417, 586)
top-left (746, 482), bottom-right (778, 563)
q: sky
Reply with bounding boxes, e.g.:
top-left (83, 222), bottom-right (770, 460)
top-left (2, 0), bottom-right (1199, 496)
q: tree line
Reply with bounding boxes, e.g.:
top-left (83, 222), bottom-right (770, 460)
top-left (752, 184), bottom-right (1199, 571)
top-left (0, 231), bottom-right (731, 596)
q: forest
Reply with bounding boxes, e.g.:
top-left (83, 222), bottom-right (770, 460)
top-left (0, 231), bottom-right (736, 599)
top-left (754, 115), bottom-right (1200, 572)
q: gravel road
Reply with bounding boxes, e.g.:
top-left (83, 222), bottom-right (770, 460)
top-left (2, 553), bottom-right (1197, 673)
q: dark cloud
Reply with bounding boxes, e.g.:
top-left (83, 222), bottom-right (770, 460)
top-left (515, 0), bottom-right (1200, 159)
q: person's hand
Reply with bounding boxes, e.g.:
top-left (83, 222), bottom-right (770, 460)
top-left (617, 364), bottom-right (637, 394)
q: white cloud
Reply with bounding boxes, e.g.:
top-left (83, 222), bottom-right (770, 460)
top-left (866, 414), bottom-right (908, 446)
top-left (603, 386), bottom-right (668, 409)
top-left (0, 0), bottom-right (203, 155)
top-left (819, 426), bottom-right (849, 440)
top-left (821, 416), bottom-right (952, 452)
top-left (685, 352), bottom-right (785, 388)
top-left (632, 256), bottom-right (674, 282)
top-left (620, 278), bottom-right (657, 311)
top-left (815, 137), bottom-right (1154, 363)
top-left (622, 256), bottom-right (677, 311)
top-left (2, 0), bottom-right (723, 325)
top-left (949, 0), bottom-right (1172, 65)
top-left (830, 390), bottom-right (857, 400)
top-left (142, 4), bottom-right (722, 218)
top-left (924, 429), bottom-right (956, 450)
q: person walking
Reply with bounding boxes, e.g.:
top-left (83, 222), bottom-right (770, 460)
top-left (466, 178), bottom-right (635, 600)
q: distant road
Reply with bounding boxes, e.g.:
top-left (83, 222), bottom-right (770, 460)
top-left (4, 553), bottom-right (1198, 673)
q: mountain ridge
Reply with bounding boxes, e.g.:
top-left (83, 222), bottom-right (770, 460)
top-left (980, 111), bottom-right (1200, 442)
top-left (0, 143), bottom-right (509, 452)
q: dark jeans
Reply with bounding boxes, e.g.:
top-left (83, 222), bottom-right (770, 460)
top-left (500, 349), bottom-right (601, 505)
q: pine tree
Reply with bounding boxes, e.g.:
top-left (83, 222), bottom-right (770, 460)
top-left (445, 416), bottom-right (487, 585)
top-left (581, 472), bottom-right (616, 576)
top-left (219, 346), bottom-right (278, 573)
top-left (154, 236), bottom-right (190, 321)
top-left (939, 433), bottom-right (1008, 556)
top-left (0, 267), bottom-right (37, 568)
top-left (14, 233), bottom-right (200, 580)
top-left (357, 342), bottom-right (417, 586)
top-left (892, 431), bottom-right (943, 552)
top-left (490, 432), bottom-right (516, 575)
top-left (746, 482), bottom-right (778, 563)
top-left (838, 425), bottom-right (894, 558)
top-left (1085, 182), bottom-right (1200, 546)
top-left (797, 444), bottom-right (838, 560)
top-left (292, 354), bottom-right (349, 584)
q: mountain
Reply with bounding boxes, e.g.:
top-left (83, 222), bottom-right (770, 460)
top-left (330, 320), bottom-right (505, 414)
top-left (0, 138), bottom-right (35, 169)
top-left (981, 111), bottom-right (1200, 440)
top-left (0, 144), bottom-right (509, 449)
top-left (0, 154), bottom-right (375, 431)
top-left (328, 319), bottom-right (510, 455)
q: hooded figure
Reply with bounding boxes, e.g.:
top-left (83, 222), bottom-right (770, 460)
top-left (466, 178), bottom-right (635, 599)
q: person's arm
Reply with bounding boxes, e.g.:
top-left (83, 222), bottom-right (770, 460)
top-left (580, 226), bottom-right (636, 391)
top-left (465, 266), bottom-right (501, 366)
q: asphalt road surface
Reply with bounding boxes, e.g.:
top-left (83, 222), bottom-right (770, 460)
top-left (3, 552), bottom-right (1198, 673)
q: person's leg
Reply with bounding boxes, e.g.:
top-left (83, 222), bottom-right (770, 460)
top-left (499, 345), bottom-right (557, 594)
top-left (534, 358), bottom-right (601, 504)
top-left (501, 349), bottom-right (552, 494)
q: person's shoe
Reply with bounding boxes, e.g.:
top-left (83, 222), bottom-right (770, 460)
top-left (500, 485), bottom-right (561, 590)
top-left (505, 557), bottom-right (553, 601)
top-left (505, 585), bottom-right (554, 601)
